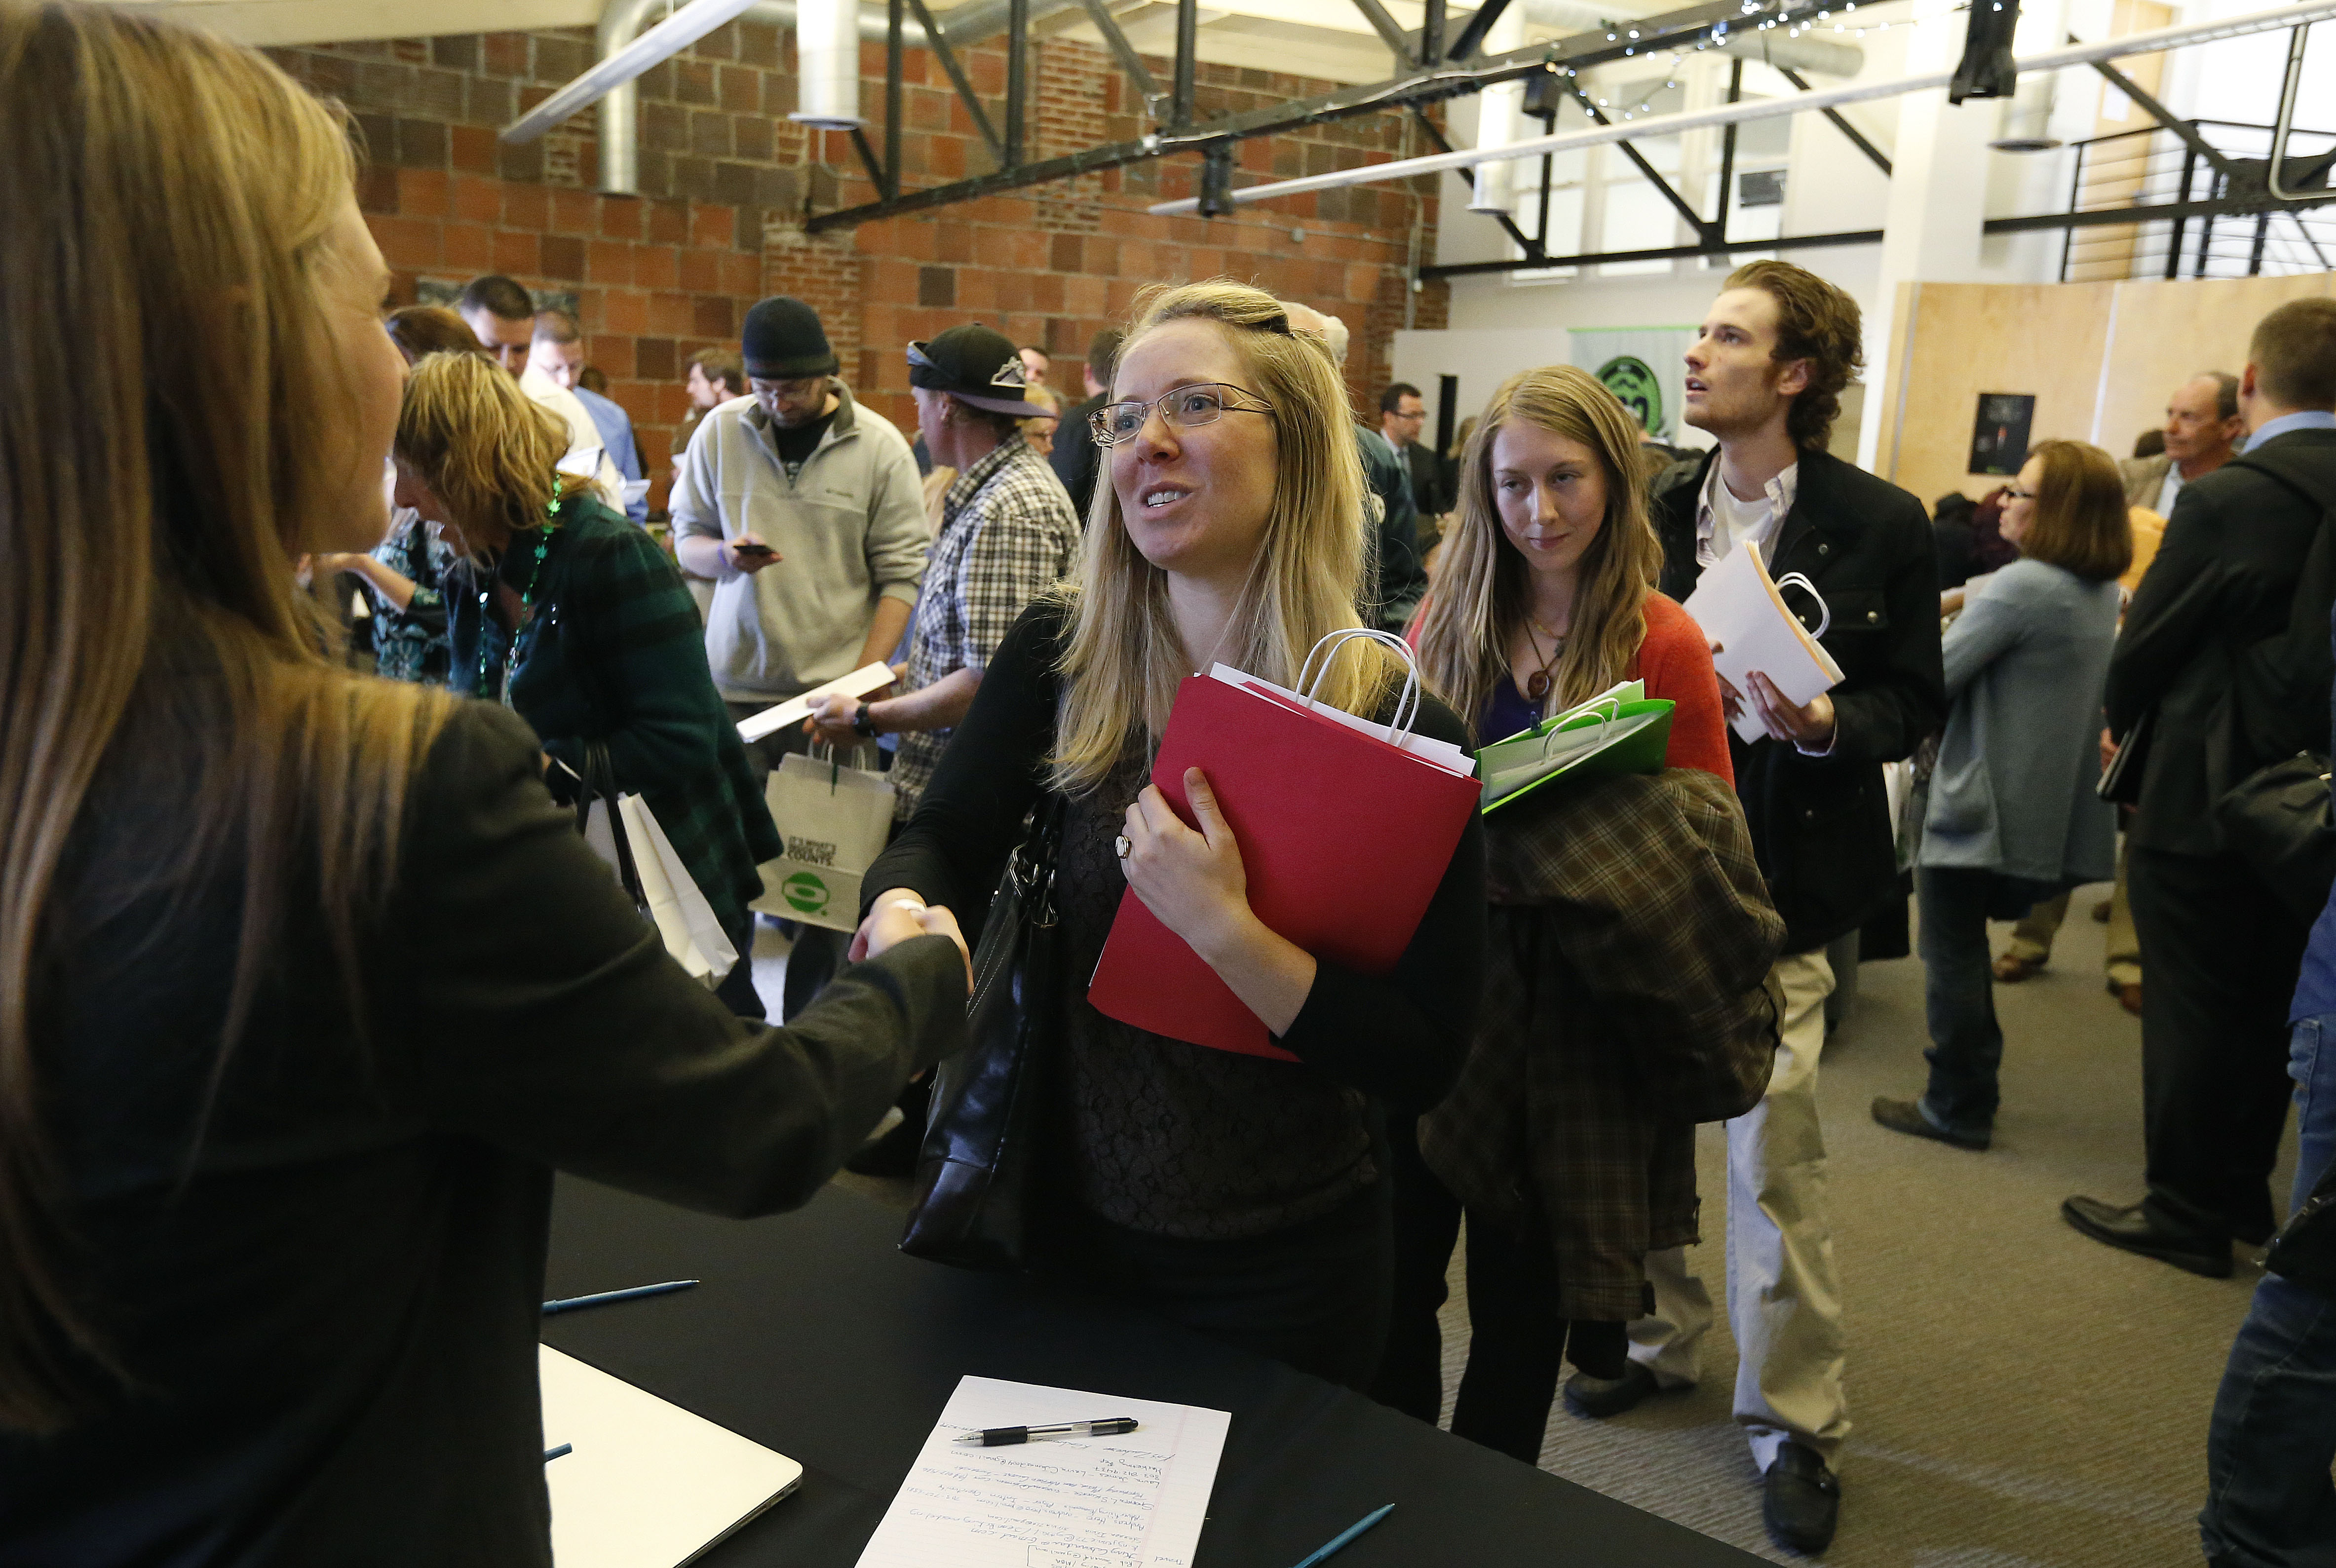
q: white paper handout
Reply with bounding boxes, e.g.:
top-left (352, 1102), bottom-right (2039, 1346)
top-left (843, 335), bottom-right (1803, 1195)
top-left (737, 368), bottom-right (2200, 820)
top-left (854, 1376), bottom-right (1230, 1568)
top-left (539, 1344), bottom-right (803, 1568)
top-left (1680, 543), bottom-right (1846, 744)
top-left (737, 661), bottom-right (900, 743)
top-left (1207, 664), bottom-right (1476, 780)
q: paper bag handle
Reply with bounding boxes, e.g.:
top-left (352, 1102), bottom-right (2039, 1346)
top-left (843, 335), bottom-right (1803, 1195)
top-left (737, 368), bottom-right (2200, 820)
top-left (1774, 572), bottom-right (1832, 641)
top-left (1293, 628), bottom-right (1424, 744)
top-left (1540, 696), bottom-right (1620, 761)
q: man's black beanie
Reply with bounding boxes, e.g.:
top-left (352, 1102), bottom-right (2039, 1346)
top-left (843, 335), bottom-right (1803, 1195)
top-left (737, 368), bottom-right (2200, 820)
top-left (740, 297), bottom-right (838, 379)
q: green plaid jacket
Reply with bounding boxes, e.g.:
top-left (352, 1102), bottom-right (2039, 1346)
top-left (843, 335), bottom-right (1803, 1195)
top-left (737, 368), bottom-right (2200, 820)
top-left (448, 498), bottom-right (780, 952)
top-left (1419, 768), bottom-right (1783, 1321)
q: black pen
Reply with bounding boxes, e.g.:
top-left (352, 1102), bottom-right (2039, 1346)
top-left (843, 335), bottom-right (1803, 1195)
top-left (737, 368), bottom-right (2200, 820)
top-left (541, 1279), bottom-right (698, 1316)
top-left (953, 1417), bottom-right (1140, 1447)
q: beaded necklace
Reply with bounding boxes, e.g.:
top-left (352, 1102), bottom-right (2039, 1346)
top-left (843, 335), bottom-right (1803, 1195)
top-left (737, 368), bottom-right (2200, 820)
top-left (474, 476), bottom-right (565, 704)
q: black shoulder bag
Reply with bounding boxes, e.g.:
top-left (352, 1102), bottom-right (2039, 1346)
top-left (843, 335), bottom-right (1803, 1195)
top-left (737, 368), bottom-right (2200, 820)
top-left (573, 739), bottom-right (650, 916)
top-left (2211, 457), bottom-right (2336, 922)
top-left (898, 794), bottom-right (1068, 1271)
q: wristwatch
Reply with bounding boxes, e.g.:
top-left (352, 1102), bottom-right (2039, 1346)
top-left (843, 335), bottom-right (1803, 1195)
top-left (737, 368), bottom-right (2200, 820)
top-left (851, 701), bottom-right (880, 738)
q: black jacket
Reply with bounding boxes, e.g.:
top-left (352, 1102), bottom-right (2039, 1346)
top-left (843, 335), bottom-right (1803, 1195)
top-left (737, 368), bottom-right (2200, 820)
top-left (2107, 427), bottom-right (2336, 857)
top-left (1050, 392), bottom-right (1105, 522)
top-left (1357, 423), bottom-right (1427, 632)
top-left (1654, 446), bottom-right (1946, 953)
top-left (3, 703), bottom-right (967, 1566)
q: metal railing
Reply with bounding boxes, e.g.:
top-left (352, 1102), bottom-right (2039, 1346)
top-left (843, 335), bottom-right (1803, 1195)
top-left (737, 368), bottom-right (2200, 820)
top-left (2059, 117), bottom-right (2336, 282)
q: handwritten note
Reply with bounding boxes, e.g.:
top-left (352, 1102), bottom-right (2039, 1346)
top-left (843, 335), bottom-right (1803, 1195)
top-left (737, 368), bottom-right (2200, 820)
top-left (853, 1376), bottom-right (1229, 1568)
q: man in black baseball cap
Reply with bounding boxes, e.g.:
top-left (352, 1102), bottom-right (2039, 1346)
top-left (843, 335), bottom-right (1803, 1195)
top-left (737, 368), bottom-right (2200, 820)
top-left (904, 323), bottom-right (1055, 421)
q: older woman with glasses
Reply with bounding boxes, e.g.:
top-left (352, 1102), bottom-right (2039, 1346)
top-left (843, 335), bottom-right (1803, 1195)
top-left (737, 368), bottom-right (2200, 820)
top-left (851, 281), bottom-right (1487, 1388)
top-left (1872, 439), bottom-right (2131, 1150)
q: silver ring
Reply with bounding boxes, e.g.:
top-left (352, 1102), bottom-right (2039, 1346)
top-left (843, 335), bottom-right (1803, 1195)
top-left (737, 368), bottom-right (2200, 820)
top-left (1114, 835), bottom-right (1132, 859)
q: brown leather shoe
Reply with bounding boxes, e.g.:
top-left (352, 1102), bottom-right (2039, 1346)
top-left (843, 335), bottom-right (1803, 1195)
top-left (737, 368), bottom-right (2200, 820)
top-left (1992, 953), bottom-right (2046, 982)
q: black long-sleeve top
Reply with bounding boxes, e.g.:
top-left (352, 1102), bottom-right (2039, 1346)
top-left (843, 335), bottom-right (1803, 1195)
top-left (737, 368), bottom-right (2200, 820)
top-left (863, 599), bottom-right (1485, 1237)
top-left (2, 701), bottom-right (967, 1567)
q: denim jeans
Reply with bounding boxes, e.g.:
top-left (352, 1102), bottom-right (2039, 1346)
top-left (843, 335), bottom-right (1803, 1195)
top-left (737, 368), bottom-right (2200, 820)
top-left (1916, 867), bottom-right (2050, 1137)
top-left (2200, 1013), bottom-right (2336, 1567)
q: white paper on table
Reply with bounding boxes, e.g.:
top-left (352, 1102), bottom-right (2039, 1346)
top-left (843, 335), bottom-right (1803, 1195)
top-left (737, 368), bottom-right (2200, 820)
top-left (1679, 543), bottom-right (1845, 743)
top-left (737, 661), bottom-right (900, 743)
top-left (539, 1344), bottom-right (803, 1568)
top-left (1206, 663), bottom-right (1476, 779)
top-left (854, 1375), bottom-right (1230, 1568)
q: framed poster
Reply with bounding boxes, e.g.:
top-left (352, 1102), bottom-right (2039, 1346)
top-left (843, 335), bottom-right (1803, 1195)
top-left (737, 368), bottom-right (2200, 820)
top-left (1969, 392), bottom-right (2036, 476)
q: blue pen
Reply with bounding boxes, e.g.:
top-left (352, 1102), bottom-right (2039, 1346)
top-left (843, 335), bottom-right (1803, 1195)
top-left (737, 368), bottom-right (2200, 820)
top-left (1288, 1504), bottom-right (1393, 1568)
top-left (541, 1279), bottom-right (699, 1315)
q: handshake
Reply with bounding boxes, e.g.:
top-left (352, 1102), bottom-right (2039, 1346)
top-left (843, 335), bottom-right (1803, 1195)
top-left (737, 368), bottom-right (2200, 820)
top-left (853, 891), bottom-right (972, 992)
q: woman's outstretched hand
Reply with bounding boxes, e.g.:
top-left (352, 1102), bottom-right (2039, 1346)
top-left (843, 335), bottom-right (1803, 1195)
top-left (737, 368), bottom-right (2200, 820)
top-left (853, 889), bottom-right (973, 993)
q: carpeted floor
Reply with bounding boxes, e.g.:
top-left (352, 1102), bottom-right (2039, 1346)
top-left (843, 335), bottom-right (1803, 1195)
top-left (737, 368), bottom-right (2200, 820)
top-left (761, 883), bottom-right (2306, 1564)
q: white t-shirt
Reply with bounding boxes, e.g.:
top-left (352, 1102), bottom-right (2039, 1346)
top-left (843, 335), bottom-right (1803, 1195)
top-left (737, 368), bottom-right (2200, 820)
top-left (1696, 459), bottom-right (1800, 568)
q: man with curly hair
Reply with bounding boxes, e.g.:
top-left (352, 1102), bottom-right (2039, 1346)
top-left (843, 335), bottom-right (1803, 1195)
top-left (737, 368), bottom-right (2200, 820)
top-left (1562, 261), bottom-right (1945, 1557)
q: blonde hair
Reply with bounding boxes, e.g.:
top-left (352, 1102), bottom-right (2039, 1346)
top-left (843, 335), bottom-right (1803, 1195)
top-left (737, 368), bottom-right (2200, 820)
top-left (394, 351), bottom-right (569, 551)
top-left (1413, 366), bottom-right (1663, 738)
top-left (0, 1), bottom-right (453, 1430)
top-left (1051, 279), bottom-right (1393, 793)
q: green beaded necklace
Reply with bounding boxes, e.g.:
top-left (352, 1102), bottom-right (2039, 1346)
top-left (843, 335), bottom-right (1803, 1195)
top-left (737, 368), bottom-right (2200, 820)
top-left (474, 476), bottom-right (565, 704)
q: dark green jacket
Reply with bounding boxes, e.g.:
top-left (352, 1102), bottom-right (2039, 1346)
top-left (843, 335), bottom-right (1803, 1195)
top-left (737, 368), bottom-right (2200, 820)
top-left (449, 497), bottom-right (780, 947)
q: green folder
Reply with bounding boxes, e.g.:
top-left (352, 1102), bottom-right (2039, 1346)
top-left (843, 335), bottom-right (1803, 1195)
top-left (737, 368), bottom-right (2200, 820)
top-left (1478, 697), bottom-right (1676, 814)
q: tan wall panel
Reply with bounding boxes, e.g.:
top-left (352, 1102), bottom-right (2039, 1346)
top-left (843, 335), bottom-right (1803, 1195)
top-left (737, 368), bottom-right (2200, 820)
top-left (2094, 272), bottom-right (2336, 456)
top-left (1882, 281), bottom-right (2117, 507)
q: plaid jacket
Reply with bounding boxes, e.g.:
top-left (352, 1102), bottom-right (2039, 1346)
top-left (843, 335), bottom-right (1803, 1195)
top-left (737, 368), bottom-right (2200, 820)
top-left (892, 434), bottom-right (1081, 817)
top-left (448, 498), bottom-right (781, 953)
top-left (1420, 768), bottom-right (1783, 1321)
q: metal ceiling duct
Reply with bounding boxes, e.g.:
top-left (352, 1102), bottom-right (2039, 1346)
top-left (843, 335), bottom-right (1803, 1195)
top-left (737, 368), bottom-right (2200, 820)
top-left (1988, 70), bottom-right (2061, 151)
top-left (790, 0), bottom-right (866, 128)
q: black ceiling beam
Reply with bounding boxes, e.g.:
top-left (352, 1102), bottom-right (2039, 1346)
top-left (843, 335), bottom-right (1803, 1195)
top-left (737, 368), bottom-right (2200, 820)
top-left (1347, 0), bottom-right (1413, 57)
top-left (905, 0), bottom-right (1004, 164)
top-left (1172, 0), bottom-right (1198, 126)
top-left (1773, 63), bottom-right (1892, 176)
top-left (1075, 0), bottom-right (1166, 119)
top-left (2085, 51), bottom-right (2240, 181)
top-left (849, 127), bottom-right (889, 194)
top-left (1005, 0), bottom-right (1029, 166)
top-left (805, 0), bottom-right (1820, 230)
top-left (1566, 84), bottom-right (1717, 243)
top-left (1445, 0), bottom-right (1515, 61)
top-left (1409, 104), bottom-right (1546, 260)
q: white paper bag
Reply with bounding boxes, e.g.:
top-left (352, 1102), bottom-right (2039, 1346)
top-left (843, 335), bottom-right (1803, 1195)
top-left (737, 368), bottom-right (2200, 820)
top-left (754, 750), bottom-right (894, 932)
top-left (584, 794), bottom-right (740, 989)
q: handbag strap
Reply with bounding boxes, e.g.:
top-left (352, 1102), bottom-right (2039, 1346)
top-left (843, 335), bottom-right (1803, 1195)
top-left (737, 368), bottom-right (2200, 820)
top-left (576, 739), bottom-right (647, 907)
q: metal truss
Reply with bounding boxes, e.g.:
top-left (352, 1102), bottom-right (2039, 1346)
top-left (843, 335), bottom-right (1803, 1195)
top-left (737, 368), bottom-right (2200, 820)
top-left (803, 0), bottom-right (1843, 230)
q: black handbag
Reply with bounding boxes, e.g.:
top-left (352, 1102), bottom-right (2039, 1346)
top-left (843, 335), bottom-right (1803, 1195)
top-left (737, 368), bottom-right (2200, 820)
top-left (2096, 708), bottom-right (2153, 807)
top-left (2215, 751), bottom-right (2336, 924)
top-left (898, 795), bottom-right (1067, 1271)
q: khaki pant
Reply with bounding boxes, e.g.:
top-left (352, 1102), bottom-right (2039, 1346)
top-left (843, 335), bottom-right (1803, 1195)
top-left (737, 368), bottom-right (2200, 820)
top-left (1630, 947), bottom-right (1850, 1472)
top-left (2002, 841), bottom-right (2140, 988)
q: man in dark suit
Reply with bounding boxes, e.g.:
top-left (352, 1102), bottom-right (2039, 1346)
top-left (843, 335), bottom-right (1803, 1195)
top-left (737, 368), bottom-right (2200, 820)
top-left (2066, 298), bottom-right (2336, 1278)
top-left (1380, 381), bottom-right (1448, 518)
top-left (1565, 261), bottom-right (1944, 1557)
top-left (1048, 329), bottom-right (1121, 523)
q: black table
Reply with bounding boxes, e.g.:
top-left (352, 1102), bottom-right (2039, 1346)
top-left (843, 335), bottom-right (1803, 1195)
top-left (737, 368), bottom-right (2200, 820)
top-left (544, 1178), bottom-right (1763, 1567)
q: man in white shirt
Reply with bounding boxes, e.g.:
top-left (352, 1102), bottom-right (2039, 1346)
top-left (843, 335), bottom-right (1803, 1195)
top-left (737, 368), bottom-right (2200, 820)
top-left (456, 275), bottom-right (623, 507)
top-left (2119, 371), bottom-right (2242, 515)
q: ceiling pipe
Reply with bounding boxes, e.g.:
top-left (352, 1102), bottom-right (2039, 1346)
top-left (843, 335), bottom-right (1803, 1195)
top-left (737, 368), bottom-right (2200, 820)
top-left (1149, 0), bottom-right (2336, 215)
top-left (791, 0), bottom-right (867, 128)
top-left (1469, 0), bottom-right (1528, 212)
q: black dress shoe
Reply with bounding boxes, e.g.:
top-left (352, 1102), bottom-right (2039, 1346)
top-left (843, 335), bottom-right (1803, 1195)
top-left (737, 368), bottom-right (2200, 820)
top-left (1871, 1096), bottom-right (1990, 1150)
top-left (1762, 1441), bottom-right (1840, 1554)
top-left (2061, 1195), bottom-right (2231, 1278)
top-left (1562, 1362), bottom-right (1670, 1419)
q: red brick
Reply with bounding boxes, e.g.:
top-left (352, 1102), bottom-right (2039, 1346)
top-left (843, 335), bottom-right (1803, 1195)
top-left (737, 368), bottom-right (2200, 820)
top-left (603, 289), bottom-right (650, 335)
top-left (451, 125), bottom-right (498, 174)
top-left (503, 184), bottom-right (549, 231)
top-left (678, 249), bottom-right (720, 293)
top-left (718, 253), bottom-right (760, 295)
top-left (648, 199), bottom-right (689, 245)
top-left (689, 203), bottom-right (734, 250)
top-left (648, 291), bottom-right (693, 334)
top-left (588, 239), bottom-right (634, 284)
top-left (550, 189), bottom-right (596, 235)
top-left (397, 170), bottom-right (451, 220)
top-left (448, 173), bottom-right (500, 225)
top-left (635, 246), bottom-right (680, 289)
top-left (600, 196), bottom-right (645, 240)
top-left (368, 214), bottom-right (442, 268)
top-left (442, 221), bottom-right (494, 272)
top-left (492, 229), bottom-right (539, 275)
top-left (693, 295), bottom-right (737, 338)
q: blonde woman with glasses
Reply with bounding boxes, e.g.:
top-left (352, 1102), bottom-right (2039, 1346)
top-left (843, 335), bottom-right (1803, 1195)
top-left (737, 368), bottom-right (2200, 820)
top-left (854, 280), bottom-right (1487, 1387)
top-left (0, 7), bottom-right (968, 1555)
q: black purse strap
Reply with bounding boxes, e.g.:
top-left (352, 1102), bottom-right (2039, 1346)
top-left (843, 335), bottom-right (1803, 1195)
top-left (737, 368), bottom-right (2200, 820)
top-left (575, 739), bottom-right (647, 907)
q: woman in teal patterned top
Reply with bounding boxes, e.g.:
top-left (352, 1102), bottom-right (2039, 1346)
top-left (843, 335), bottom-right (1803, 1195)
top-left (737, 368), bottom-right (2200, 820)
top-left (393, 352), bottom-right (781, 1018)
top-left (315, 505), bottom-right (453, 683)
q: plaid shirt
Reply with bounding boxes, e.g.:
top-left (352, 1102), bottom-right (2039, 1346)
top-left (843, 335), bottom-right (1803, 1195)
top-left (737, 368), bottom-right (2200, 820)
top-left (891, 434), bottom-right (1081, 817)
top-left (1419, 768), bottom-right (1784, 1321)
top-left (447, 498), bottom-right (781, 951)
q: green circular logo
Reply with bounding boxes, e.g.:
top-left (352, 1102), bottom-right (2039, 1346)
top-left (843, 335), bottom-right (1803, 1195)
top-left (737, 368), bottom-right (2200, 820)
top-left (1596, 355), bottom-right (1663, 437)
top-left (782, 872), bottom-right (831, 915)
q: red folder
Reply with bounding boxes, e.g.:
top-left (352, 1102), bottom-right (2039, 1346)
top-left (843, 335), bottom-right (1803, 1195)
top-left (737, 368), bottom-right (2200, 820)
top-left (1086, 673), bottom-right (1480, 1059)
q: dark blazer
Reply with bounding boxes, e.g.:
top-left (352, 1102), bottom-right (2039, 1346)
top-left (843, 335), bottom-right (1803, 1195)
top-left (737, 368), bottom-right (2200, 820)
top-left (1357, 422), bottom-right (1427, 632)
top-left (1654, 446), bottom-right (1947, 953)
top-left (1050, 392), bottom-right (1105, 522)
top-left (1, 702), bottom-right (967, 1566)
top-left (2107, 427), bottom-right (2336, 857)
top-left (1398, 436), bottom-right (1447, 517)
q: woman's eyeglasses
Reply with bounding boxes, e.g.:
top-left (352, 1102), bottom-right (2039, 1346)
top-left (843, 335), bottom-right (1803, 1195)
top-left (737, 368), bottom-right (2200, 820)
top-left (1090, 383), bottom-right (1274, 446)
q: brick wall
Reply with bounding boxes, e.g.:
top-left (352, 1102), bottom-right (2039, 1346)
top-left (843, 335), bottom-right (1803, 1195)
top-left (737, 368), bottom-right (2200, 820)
top-left (268, 26), bottom-right (1448, 507)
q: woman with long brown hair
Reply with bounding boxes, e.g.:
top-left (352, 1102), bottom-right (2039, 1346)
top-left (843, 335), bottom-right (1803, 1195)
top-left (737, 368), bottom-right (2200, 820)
top-left (0, 6), bottom-right (966, 1555)
top-left (1381, 365), bottom-right (1745, 1459)
top-left (853, 279), bottom-right (1486, 1388)
top-left (1873, 437), bottom-right (2129, 1151)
